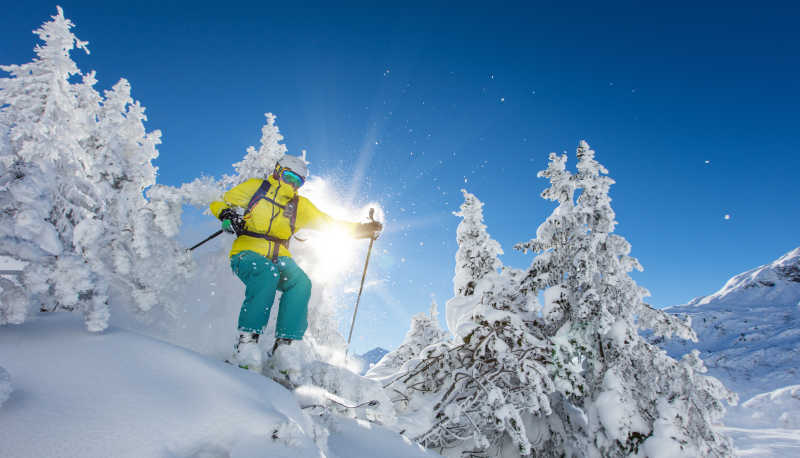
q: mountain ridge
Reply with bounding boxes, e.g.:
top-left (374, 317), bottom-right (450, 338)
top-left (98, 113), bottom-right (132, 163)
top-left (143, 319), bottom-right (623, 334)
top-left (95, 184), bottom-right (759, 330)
top-left (679, 247), bottom-right (800, 309)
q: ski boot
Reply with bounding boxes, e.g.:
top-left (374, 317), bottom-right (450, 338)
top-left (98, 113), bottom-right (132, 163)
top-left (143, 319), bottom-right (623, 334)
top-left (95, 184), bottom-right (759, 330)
top-left (272, 337), bottom-right (293, 354)
top-left (267, 338), bottom-right (303, 389)
top-left (231, 331), bottom-right (263, 373)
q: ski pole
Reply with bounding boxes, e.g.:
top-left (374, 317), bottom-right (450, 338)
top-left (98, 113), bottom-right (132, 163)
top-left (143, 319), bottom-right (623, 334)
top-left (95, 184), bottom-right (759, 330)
top-left (346, 209), bottom-right (377, 357)
top-left (188, 230), bottom-right (223, 251)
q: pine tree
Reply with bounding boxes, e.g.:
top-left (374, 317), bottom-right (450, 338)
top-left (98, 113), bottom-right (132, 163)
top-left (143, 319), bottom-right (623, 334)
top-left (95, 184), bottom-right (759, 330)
top-left (452, 189), bottom-right (503, 298)
top-left (367, 299), bottom-right (448, 379)
top-left (385, 273), bottom-right (554, 457)
top-left (382, 191), bottom-right (554, 457)
top-left (85, 77), bottom-right (192, 316)
top-left (0, 8), bottom-right (191, 330)
top-left (446, 189), bottom-right (504, 339)
top-left (515, 141), bottom-right (736, 457)
top-left (231, 112), bottom-right (288, 184)
top-left (0, 7), bottom-right (109, 330)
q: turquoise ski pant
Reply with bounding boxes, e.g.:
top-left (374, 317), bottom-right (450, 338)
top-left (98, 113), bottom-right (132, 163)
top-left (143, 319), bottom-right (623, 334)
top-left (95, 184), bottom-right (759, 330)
top-left (230, 250), bottom-right (311, 339)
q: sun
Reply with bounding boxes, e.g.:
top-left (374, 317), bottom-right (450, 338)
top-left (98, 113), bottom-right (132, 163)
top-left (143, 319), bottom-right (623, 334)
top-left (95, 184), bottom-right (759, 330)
top-left (303, 228), bottom-right (360, 283)
top-left (291, 176), bottom-right (383, 284)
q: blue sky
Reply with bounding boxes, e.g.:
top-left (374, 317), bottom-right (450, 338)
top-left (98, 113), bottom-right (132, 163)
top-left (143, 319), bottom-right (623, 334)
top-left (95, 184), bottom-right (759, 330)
top-left (3, 2), bottom-right (799, 352)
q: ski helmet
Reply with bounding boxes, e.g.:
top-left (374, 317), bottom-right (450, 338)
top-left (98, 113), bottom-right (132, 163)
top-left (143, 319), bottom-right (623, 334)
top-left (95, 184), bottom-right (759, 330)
top-left (277, 155), bottom-right (309, 179)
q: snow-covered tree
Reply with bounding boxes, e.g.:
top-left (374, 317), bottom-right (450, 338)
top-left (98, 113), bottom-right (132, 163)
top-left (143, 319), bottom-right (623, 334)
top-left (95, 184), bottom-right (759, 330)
top-left (367, 300), bottom-right (448, 379)
top-left (515, 141), bottom-right (736, 457)
top-left (83, 78), bottom-right (192, 316)
top-left (383, 269), bottom-right (554, 457)
top-left (0, 276), bottom-right (26, 326)
top-left (446, 189), bottom-right (504, 339)
top-left (0, 7), bottom-right (109, 330)
top-left (452, 189), bottom-right (502, 298)
top-left (0, 8), bottom-right (191, 330)
top-left (386, 144), bottom-right (734, 457)
top-left (378, 191), bottom-right (554, 457)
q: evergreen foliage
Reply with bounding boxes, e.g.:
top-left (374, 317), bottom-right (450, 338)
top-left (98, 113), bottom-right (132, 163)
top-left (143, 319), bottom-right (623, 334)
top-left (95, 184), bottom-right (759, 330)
top-left (379, 142), bottom-right (736, 457)
top-left (379, 191), bottom-right (553, 457)
top-left (514, 141), bottom-right (736, 457)
top-left (452, 189), bottom-right (503, 297)
top-left (0, 7), bottom-right (190, 330)
top-left (446, 189), bottom-right (504, 339)
top-left (367, 300), bottom-right (448, 379)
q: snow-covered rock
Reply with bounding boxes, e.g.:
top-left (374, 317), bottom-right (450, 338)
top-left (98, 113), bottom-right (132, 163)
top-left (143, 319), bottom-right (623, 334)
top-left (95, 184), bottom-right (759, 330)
top-left (659, 247), bottom-right (800, 399)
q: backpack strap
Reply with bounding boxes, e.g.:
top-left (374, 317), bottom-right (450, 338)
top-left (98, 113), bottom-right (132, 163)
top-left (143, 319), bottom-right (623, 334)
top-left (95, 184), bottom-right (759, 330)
top-left (283, 196), bottom-right (300, 235)
top-left (244, 179), bottom-right (273, 216)
top-left (238, 230), bottom-right (289, 262)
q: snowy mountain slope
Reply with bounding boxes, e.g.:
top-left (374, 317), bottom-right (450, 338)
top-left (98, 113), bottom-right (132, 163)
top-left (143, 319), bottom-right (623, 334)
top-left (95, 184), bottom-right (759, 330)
top-left (651, 247), bottom-right (800, 455)
top-left (658, 247), bottom-right (800, 399)
top-left (361, 347), bottom-right (390, 365)
top-left (357, 347), bottom-right (390, 375)
top-left (0, 313), bottom-right (436, 458)
top-left (686, 247), bottom-right (800, 309)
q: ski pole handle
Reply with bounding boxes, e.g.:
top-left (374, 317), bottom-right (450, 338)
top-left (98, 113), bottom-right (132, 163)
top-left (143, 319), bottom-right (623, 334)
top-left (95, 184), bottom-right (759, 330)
top-left (368, 208), bottom-right (381, 240)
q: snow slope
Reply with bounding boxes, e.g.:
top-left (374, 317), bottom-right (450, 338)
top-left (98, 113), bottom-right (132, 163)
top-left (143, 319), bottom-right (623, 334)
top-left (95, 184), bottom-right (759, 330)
top-left (730, 385), bottom-right (800, 430)
top-left (0, 313), bottom-right (436, 458)
top-left (722, 385), bottom-right (800, 457)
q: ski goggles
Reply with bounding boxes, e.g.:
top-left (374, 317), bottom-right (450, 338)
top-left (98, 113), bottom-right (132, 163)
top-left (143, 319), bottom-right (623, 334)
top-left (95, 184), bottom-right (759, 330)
top-left (280, 168), bottom-right (305, 188)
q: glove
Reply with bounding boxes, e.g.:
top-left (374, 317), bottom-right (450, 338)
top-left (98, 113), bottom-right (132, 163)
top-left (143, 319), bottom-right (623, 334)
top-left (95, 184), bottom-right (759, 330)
top-left (354, 220), bottom-right (383, 240)
top-left (219, 209), bottom-right (244, 235)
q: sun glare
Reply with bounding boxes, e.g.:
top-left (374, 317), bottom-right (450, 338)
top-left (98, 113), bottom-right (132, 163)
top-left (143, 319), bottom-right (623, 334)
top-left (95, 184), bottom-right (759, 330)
top-left (306, 228), bottom-right (360, 282)
top-left (294, 176), bottom-right (383, 284)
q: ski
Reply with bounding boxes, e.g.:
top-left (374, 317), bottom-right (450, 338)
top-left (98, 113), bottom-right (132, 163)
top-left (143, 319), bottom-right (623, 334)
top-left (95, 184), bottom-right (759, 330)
top-left (224, 359), bottom-right (381, 417)
top-left (302, 398), bottom-right (380, 410)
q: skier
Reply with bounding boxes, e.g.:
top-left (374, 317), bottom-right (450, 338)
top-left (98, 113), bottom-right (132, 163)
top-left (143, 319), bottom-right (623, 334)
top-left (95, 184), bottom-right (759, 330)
top-left (210, 155), bottom-right (382, 372)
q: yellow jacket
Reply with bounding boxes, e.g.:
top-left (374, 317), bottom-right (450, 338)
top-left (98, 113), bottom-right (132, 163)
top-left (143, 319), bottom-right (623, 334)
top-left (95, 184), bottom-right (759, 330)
top-left (210, 175), bottom-right (358, 259)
